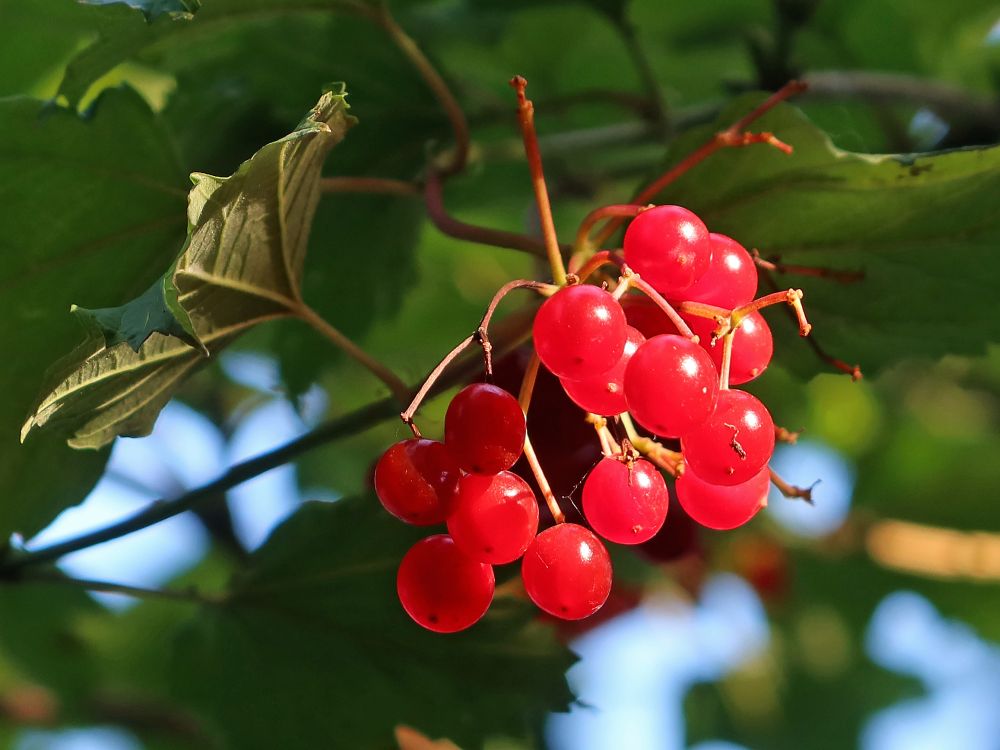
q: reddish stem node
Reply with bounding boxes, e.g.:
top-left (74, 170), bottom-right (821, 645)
top-left (770, 468), bottom-right (818, 505)
top-left (775, 425), bottom-right (801, 444)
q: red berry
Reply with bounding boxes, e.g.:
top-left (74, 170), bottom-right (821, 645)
top-left (624, 334), bottom-right (719, 438)
top-left (396, 535), bottom-right (495, 633)
top-left (445, 383), bottom-right (525, 474)
top-left (560, 326), bottom-right (645, 416)
top-left (623, 205), bottom-right (712, 296)
top-left (521, 523), bottom-right (612, 620)
top-left (681, 233), bottom-right (758, 309)
top-left (532, 285), bottom-right (627, 380)
top-left (374, 439), bottom-right (461, 525)
top-left (681, 389), bottom-right (775, 486)
top-left (683, 312), bottom-right (773, 385)
top-left (675, 465), bottom-right (770, 530)
top-left (582, 457), bottom-right (669, 544)
top-left (448, 471), bottom-right (539, 564)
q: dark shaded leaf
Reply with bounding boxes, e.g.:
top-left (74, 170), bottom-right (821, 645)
top-left (172, 498), bottom-right (576, 750)
top-left (0, 87), bottom-right (187, 539)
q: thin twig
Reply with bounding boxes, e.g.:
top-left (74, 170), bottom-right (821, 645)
top-left (424, 170), bottom-right (558, 257)
top-left (295, 303), bottom-right (410, 404)
top-left (752, 249), bottom-right (864, 284)
top-left (319, 176), bottom-right (419, 195)
top-left (757, 266), bottom-right (862, 379)
top-left (6, 569), bottom-right (223, 605)
top-left (591, 81), bottom-right (807, 248)
top-left (370, 3), bottom-right (470, 176)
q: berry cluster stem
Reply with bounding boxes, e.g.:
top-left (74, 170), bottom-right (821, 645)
top-left (619, 413), bottom-right (683, 476)
top-left (718, 330), bottom-right (736, 390)
top-left (517, 352), bottom-right (565, 523)
top-left (589, 81), bottom-right (807, 248)
top-left (574, 204), bottom-right (646, 255)
top-left (511, 76), bottom-right (568, 285)
top-left (586, 413), bottom-right (615, 457)
top-left (401, 279), bottom-right (556, 434)
top-left (570, 249), bottom-right (625, 281)
top-left (295, 303), bottom-right (410, 404)
top-left (679, 288), bottom-right (812, 339)
top-left (626, 273), bottom-right (697, 340)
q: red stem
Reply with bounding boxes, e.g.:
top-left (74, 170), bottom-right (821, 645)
top-left (591, 81), bottom-right (807, 247)
top-left (511, 76), bottom-right (567, 285)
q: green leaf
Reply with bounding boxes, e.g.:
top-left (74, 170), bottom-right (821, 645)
top-left (74, 276), bottom-right (199, 352)
top-left (0, 578), bottom-right (101, 705)
top-left (0, 87), bottom-right (188, 540)
top-left (653, 96), bottom-right (1000, 376)
top-left (172, 498), bottom-right (576, 750)
top-left (21, 89), bottom-right (356, 450)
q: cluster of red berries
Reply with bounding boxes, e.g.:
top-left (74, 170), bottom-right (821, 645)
top-left (377, 204), bottom-right (784, 633)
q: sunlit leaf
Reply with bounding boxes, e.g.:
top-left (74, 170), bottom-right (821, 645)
top-left (21, 89), bottom-right (356, 449)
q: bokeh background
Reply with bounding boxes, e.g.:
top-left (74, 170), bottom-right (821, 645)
top-left (2, 0), bottom-right (999, 748)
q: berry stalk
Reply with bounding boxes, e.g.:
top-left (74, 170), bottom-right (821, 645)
top-left (517, 352), bottom-right (565, 523)
top-left (590, 81), bottom-right (807, 248)
top-left (511, 76), bottom-right (568, 285)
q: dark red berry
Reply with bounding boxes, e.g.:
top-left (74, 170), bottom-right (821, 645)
top-left (374, 439), bottom-right (461, 525)
top-left (623, 205), bottom-right (713, 297)
top-left (533, 285), bottom-right (627, 380)
top-left (582, 457), bottom-right (669, 544)
top-left (397, 535), bottom-right (495, 633)
top-left (448, 471), bottom-right (539, 564)
top-left (521, 523), bottom-right (612, 620)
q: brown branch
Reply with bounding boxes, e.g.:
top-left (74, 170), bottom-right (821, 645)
top-left (424, 170), bottom-right (561, 257)
top-left (591, 81), bottom-right (807, 247)
top-left (803, 70), bottom-right (1000, 129)
top-left (757, 266), bottom-right (863, 379)
top-left (319, 177), bottom-right (419, 196)
top-left (752, 249), bottom-right (864, 284)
